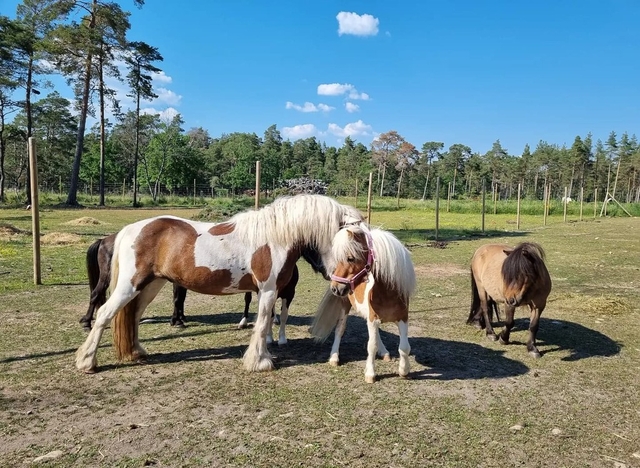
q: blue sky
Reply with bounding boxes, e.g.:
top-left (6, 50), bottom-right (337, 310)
top-left (2, 0), bottom-right (639, 154)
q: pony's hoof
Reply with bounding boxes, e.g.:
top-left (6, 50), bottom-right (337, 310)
top-left (382, 354), bottom-right (392, 362)
top-left (529, 350), bottom-right (542, 359)
top-left (171, 322), bottom-right (186, 329)
top-left (329, 359), bottom-right (339, 367)
top-left (273, 316), bottom-right (280, 325)
top-left (277, 339), bottom-right (288, 346)
top-left (487, 333), bottom-right (498, 342)
top-left (82, 367), bottom-right (97, 374)
top-left (238, 317), bottom-right (248, 329)
top-left (266, 336), bottom-right (273, 345)
top-left (365, 375), bottom-right (376, 384)
top-left (82, 326), bottom-right (91, 333)
top-left (499, 336), bottom-right (509, 345)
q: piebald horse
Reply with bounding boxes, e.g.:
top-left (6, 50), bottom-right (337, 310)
top-left (311, 224), bottom-right (416, 383)
top-left (467, 242), bottom-right (552, 358)
top-left (75, 194), bottom-right (363, 373)
top-left (80, 235), bottom-right (324, 344)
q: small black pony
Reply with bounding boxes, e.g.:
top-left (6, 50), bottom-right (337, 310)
top-left (467, 242), bottom-right (552, 358)
top-left (79, 235), bottom-right (326, 344)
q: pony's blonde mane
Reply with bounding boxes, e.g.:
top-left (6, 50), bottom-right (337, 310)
top-left (332, 225), bottom-right (417, 303)
top-left (230, 194), bottom-right (363, 253)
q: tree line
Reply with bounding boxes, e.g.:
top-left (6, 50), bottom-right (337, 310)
top-left (2, 1), bottom-right (639, 206)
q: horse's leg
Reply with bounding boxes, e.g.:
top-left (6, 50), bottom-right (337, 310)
top-left (277, 298), bottom-right (289, 346)
top-left (266, 302), bottom-right (275, 345)
top-left (75, 284), bottom-right (138, 373)
top-left (170, 284), bottom-right (187, 328)
top-left (243, 288), bottom-right (277, 372)
top-left (329, 310), bottom-right (348, 366)
top-left (364, 318), bottom-right (380, 383)
top-left (397, 319), bottom-right (411, 378)
top-left (376, 328), bottom-right (391, 361)
top-left (238, 292), bottom-right (251, 329)
top-left (132, 279), bottom-right (167, 359)
top-left (498, 304), bottom-right (516, 346)
top-left (526, 305), bottom-right (543, 358)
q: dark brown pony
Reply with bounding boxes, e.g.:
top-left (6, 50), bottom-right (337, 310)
top-left (467, 242), bottom-right (552, 358)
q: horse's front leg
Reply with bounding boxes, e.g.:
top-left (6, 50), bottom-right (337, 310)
top-left (329, 310), bottom-right (348, 366)
top-left (397, 320), bottom-right (411, 378)
top-left (526, 305), bottom-right (543, 358)
top-left (243, 288), bottom-right (277, 372)
top-left (277, 298), bottom-right (289, 346)
top-left (498, 304), bottom-right (516, 346)
top-left (364, 319), bottom-right (380, 383)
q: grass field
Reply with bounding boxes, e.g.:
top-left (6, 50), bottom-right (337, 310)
top-left (0, 199), bottom-right (639, 467)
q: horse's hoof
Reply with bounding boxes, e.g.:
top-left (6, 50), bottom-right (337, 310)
top-left (266, 336), bottom-right (273, 345)
top-left (329, 359), bottom-right (339, 367)
top-left (171, 322), bottom-right (186, 329)
top-left (82, 367), bottom-right (97, 374)
top-left (365, 375), bottom-right (376, 384)
top-left (529, 350), bottom-right (542, 359)
top-left (82, 326), bottom-right (91, 333)
top-left (382, 354), bottom-right (392, 362)
top-left (499, 336), bottom-right (509, 345)
top-left (487, 334), bottom-right (498, 342)
top-left (277, 339), bottom-right (287, 346)
top-left (273, 317), bottom-right (280, 325)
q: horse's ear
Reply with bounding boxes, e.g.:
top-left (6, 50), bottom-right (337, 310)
top-left (347, 230), bottom-right (355, 239)
top-left (503, 249), bottom-right (512, 256)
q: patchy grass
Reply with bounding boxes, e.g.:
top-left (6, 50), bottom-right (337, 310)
top-left (0, 203), bottom-right (639, 467)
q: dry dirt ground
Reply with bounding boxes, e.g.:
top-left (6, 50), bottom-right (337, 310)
top-left (0, 216), bottom-right (639, 467)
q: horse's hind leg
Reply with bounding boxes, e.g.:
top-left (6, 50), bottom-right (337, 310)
top-left (481, 299), bottom-right (497, 341)
top-left (397, 320), bottom-right (410, 378)
top-left (133, 279), bottom-right (167, 359)
top-left (526, 305), bottom-right (543, 358)
top-left (238, 292), bottom-right (252, 329)
top-left (376, 329), bottom-right (391, 361)
top-left (76, 285), bottom-right (138, 373)
top-left (170, 283), bottom-right (187, 328)
top-left (498, 304), bottom-right (516, 346)
top-left (364, 319), bottom-right (380, 383)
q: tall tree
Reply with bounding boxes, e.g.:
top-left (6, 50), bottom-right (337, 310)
top-left (124, 40), bottom-right (162, 206)
top-left (419, 141), bottom-right (443, 200)
top-left (48, 0), bottom-right (141, 205)
top-left (371, 130), bottom-right (404, 196)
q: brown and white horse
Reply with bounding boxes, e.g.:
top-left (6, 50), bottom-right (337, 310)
top-left (75, 194), bottom-right (363, 373)
top-left (467, 242), bottom-right (552, 357)
top-left (310, 224), bottom-right (416, 383)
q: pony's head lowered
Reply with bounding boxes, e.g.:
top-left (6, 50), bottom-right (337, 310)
top-left (502, 242), bottom-right (547, 306)
top-left (329, 224), bottom-right (416, 302)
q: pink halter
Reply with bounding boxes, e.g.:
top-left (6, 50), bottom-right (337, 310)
top-left (330, 227), bottom-right (376, 292)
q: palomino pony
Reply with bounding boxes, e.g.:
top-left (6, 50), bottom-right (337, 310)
top-left (467, 242), bottom-right (552, 358)
top-left (80, 235), bottom-right (325, 345)
top-left (75, 194), bottom-right (363, 373)
top-left (311, 224), bottom-right (416, 383)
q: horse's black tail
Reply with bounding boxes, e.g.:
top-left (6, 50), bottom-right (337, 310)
top-left (467, 268), bottom-right (481, 324)
top-left (86, 238), bottom-right (103, 294)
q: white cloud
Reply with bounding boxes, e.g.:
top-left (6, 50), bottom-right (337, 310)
top-left (348, 90), bottom-right (370, 101)
top-left (282, 124), bottom-right (318, 139)
top-left (336, 12), bottom-right (379, 37)
top-left (317, 83), bottom-right (354, 96)
top-left (327, 120), bottom-right (373, 138)
top-left (152, 70), bottom-right (172, 84)
top-left (318, 83), bottom-right (370, 100)
top-left (149, 87), bottom-right (182, 106)
top-left (345, 102), bottom-right (360, 113)
top-left (285, 101), bottom-right (334, 113)
top-left (141, 106), bottom-right (179, 121)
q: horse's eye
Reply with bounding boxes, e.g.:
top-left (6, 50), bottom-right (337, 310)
top-left (347, 257), bottom-right (356, 263)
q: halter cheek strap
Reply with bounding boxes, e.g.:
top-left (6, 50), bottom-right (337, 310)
top-left (330, 228), bottom-right (376, 292)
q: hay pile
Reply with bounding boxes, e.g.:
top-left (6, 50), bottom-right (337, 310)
top-left (40, 232), bottom-right (83, 245)
top-left (64, 217), bottom-right (104, 226)
top-left (582, 295), bottom-right (631, 315)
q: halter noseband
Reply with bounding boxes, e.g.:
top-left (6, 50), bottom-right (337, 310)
top-left (330, 227), bottom-right (376, 292)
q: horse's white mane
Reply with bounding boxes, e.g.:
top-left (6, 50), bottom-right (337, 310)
top-left (332, 224), bottom-right (416, 303)
top-left (230, 194), bottom-right (363, 253)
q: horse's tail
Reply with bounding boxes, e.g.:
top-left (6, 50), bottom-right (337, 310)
top-left (86, 238), bottom-right (103, 294)
top-left (310, 288), bottom-right (350, 342)
top-left (109, 234), bottom-right (138, 361)
top-left (467, 268), bottom-right (481, 324)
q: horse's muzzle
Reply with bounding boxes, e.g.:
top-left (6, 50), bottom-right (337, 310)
top-left (331, 283), bottom-right (349, 297)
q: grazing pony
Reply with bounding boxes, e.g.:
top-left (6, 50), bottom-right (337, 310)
top-left (75, 194), bottom-right (363, 373)
top-left (311, 225), bottom-right (416, 383)
top-left (467, 242), bottom-right (552, 358)
top-left (80, 236), bottom-right (324, 345)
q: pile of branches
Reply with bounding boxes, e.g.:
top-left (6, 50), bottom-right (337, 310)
top-left (280, 178), bottom-right (328, 195)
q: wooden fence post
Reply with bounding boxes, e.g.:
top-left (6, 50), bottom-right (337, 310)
top-left (28, 137), bottom-right (41, 285)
